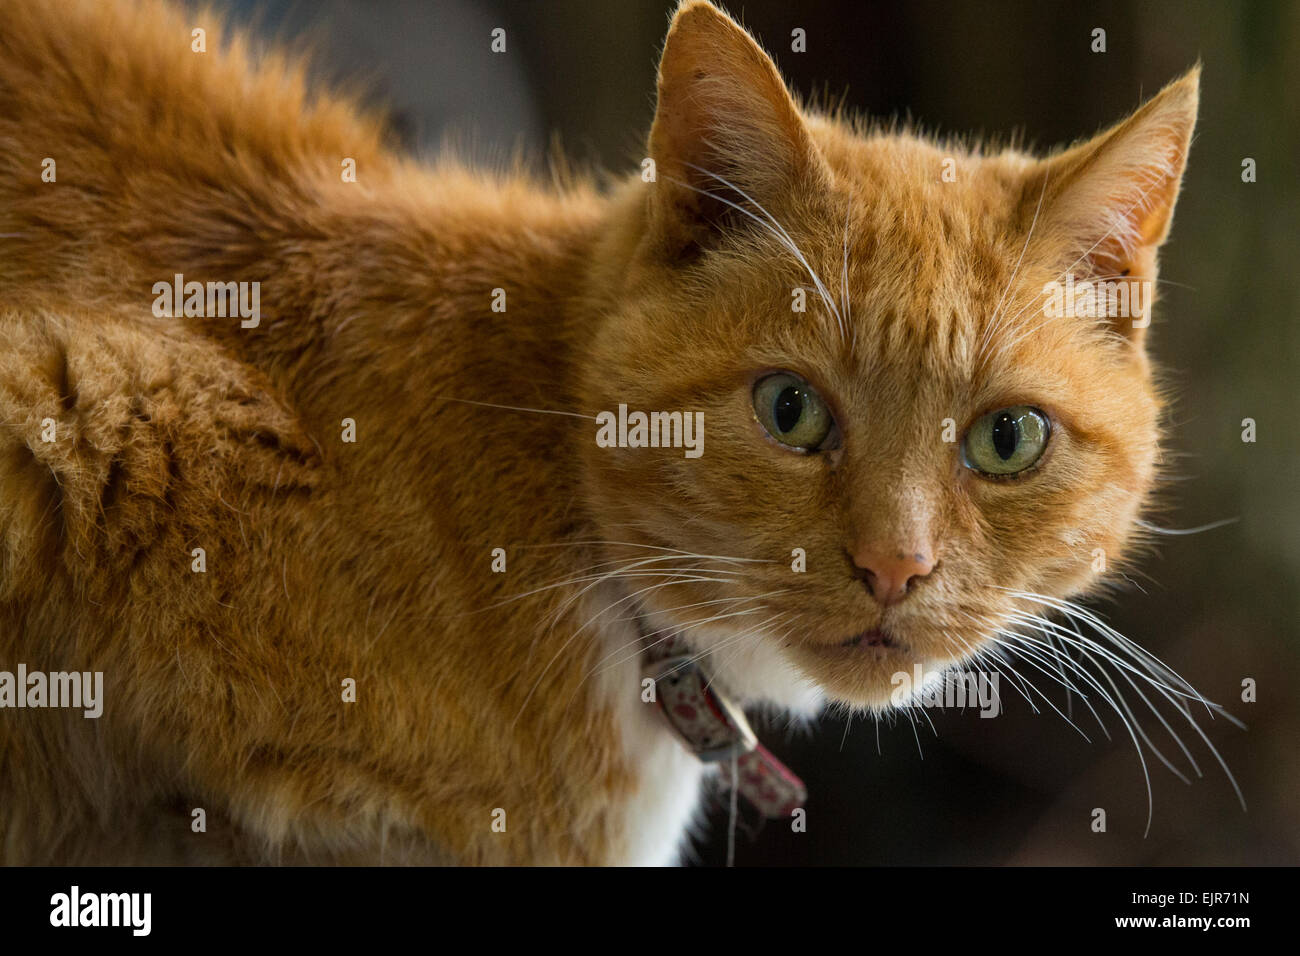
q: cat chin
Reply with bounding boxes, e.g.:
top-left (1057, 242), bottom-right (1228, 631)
top-left (784, 643), bottom-right (952, 713)
top-left (704, 633), bottom-right (949, 716)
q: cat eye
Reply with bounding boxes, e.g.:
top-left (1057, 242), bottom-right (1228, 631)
top-left (752, 372), bottom-right (837, 451)
top-left (962, 406), bottom-right (1051, 476)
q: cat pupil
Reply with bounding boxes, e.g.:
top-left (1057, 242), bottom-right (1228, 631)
top-left (992, 412), bottom-right (1019, 460)
top-left (774, 387), bottom-right (804, 433)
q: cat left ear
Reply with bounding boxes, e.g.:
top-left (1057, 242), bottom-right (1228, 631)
top-left (1036, 68), bottom-right (1199, 336)
top-left (644, 1), bottom-right (830, 259)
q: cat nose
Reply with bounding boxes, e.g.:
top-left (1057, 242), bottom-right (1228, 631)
top-left (849, 546), bottom-right (936, 606)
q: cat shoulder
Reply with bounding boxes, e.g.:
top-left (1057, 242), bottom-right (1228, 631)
top-left (0, 300), bottom-right (320, 603)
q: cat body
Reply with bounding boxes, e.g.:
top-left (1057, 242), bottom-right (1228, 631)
top-left (0, 0), bottom-right (1198, 864)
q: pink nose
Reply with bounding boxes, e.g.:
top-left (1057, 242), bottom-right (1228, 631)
top-left (850, 547), bottom-right (936, 606)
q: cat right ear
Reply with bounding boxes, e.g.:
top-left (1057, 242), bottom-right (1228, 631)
top-left (1034, 69), bottom-right (1199, 340)
top-left (643, 0), bottom-right (829, 259)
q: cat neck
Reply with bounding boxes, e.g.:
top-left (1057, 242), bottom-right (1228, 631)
top-left (235, 170), bottom-right (616, 446)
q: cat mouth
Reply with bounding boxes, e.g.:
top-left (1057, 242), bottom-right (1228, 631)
top-left (839, 628), bottom-right (900, 650)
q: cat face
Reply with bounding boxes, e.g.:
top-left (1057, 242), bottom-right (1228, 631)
top-left (581, 1), bottom-right (1195, 711)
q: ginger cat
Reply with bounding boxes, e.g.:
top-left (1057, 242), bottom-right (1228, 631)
top-left (0, 0), bottom-right (1215, 865)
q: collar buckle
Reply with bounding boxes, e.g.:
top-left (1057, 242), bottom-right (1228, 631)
top-left (643, 653), bottom-right (758, 763)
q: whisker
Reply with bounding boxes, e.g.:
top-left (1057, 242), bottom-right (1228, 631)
top-left (670, 163), bottom-right (846, 340)
top-left (510, 571), bottom-right (744, 724)
top-left (979, 633), bottom-right (1093, 741)
top-left (995, 588), bottom-right (1216, 714)
top-left (429, 395), bottom-right (596, 420)
top-left (988, 628), bottom-right (1109, 737)
top-left (977, 166), bottom-right (1049, 363)
top-left (1135, 517), bottom-right (1239, 536)
top-left (597, 603), bottom-right (778, 679)
top-left (514, 540), bottom-right (775, 565)
top-left (979, 588), bottom-right (1247, 831)
top-left (1004, 621), bottom-right (1192, 783)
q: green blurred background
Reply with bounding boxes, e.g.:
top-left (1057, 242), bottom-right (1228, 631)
top-left (215, 0), bottom-right (1299, 865)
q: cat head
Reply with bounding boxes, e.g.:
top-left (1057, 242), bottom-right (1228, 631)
top-left (580, 0), bottom-right (1197, 711)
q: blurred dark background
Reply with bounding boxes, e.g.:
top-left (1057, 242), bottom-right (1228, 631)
top-left (210, 0), bottom-right (1299, 865)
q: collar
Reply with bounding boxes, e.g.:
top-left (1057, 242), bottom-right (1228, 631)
top-left (639, 625), bottom-right (806, 820)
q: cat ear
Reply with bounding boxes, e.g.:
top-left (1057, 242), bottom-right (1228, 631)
top-left (1036, 68), bottom-right (1199, 338)
top-left (644, 0), bottom-right (829, 257)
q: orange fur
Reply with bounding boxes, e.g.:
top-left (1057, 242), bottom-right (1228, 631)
top-left (0, 0), bottom-right (1197, 864)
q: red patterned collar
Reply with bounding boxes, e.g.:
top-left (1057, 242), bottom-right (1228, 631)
top-left (639, 628), bottom-right (806, 819)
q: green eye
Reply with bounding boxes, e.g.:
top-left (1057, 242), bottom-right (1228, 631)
top-left (752, 372), bottom-right (836, 451)
top-left (962, 406), bottom-right (1051, 476)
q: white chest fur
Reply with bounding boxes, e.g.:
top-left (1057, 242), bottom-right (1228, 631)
top-left (595, 612), bottom-right (708, 865)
